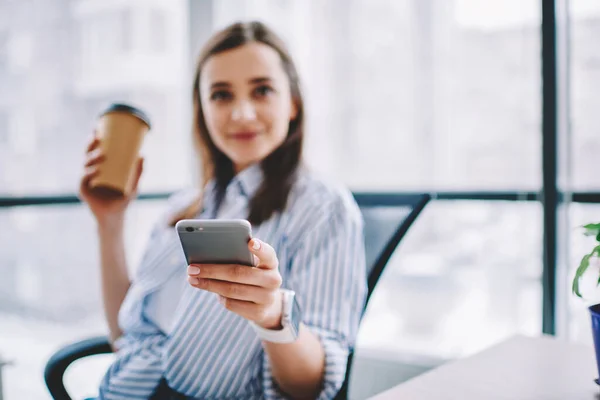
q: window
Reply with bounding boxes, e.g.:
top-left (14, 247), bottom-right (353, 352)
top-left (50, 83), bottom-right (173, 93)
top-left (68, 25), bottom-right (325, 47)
top-left (2, 1), bottom-right (591, 399)
top-left (7, 108), bottom-right (36, 156)
top-left (566, 204), bottom-right (600, 345)
top-left (0, 2), bottom-right (189, 197)
top-left (215, 0), bottom-right (541, 191)
top-left (0, 110), bottom-right (8, 144)
top-left (211, 2), bottom-right (542, 396)
top-left (0, 201), bottom-right (166, 399)
top-left (79, 10), bottom-right (131, 61)
top-left (562, 0), bottom-right (600, 348)
top-left (359, 201), bottom-right (542, 356)
top-left (150, 8), bottom-right (168, 53)
top-left (570, 1), bottom-right (600, 191)
top-left (6, 31), bottom-right (34, 72)
top-left (0, 2), bottom-right (189, 398)
top-left (214, 0), bottom-right (540, 348)
top-left (0, 32), bottom-right (8, 70)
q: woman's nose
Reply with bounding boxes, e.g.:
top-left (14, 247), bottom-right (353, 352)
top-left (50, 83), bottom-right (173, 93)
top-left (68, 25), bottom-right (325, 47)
top-left (231, 100), bottom-right (256, 121)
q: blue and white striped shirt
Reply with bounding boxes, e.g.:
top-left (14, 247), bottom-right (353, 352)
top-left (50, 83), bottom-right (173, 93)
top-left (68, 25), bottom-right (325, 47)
top-left (98, 163), bottom-right (367, 399)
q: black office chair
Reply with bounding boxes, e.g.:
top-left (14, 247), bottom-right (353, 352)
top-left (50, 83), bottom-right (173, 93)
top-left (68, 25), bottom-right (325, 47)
top-left (333, 193), bottom-right (430, 400)
top-left (44, 193), bottom-right (431, 400)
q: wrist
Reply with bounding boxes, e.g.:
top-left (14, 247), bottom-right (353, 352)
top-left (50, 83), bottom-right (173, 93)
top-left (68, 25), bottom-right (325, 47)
top-left (97, 215), bottom-right (125, 234)
top-left (250, 289), bottom-right (301, 344)
top-left (256, 290), bottom-right (284, 330)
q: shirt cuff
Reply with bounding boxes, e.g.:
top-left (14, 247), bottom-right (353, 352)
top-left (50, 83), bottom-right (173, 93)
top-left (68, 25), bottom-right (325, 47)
top-left (309, 325), bottom-right (351, 400)
top-left (261, 325), bottom-right (351, 400)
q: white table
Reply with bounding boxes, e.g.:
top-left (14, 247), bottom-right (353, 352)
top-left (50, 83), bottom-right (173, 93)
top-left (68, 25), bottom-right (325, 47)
top-left (369, 335), bottom-right (599, 400)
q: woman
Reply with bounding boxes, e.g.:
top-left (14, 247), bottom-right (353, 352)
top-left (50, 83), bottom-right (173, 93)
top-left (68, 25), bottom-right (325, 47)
top-left (80, 21), bottom-right (366, 400)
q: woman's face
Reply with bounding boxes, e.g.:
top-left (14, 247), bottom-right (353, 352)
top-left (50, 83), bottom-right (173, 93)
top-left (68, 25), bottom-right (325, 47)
top-left (200, 42), bottom-right (298, 173)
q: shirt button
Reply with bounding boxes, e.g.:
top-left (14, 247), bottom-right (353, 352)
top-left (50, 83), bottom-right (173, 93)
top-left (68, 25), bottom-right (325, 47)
top-left (170, 255), bottom-right (180, 265)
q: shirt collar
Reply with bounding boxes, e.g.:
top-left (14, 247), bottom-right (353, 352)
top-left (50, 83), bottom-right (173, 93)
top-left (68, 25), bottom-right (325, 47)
top-left (202, 163), bottom-right (264, 205)
top-left (234, 162), bottom-right (263, 198)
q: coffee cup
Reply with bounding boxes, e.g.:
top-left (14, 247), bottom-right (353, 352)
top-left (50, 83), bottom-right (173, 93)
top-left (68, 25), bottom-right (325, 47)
top-left (89, 103), bottom-right (151, 198)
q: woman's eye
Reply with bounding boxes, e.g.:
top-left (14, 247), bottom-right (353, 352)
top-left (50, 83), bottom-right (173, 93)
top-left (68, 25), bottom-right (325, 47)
top-left (210, 91), bottom-right (232, 101)
top-left (254, 85), bottom-right (274, 98)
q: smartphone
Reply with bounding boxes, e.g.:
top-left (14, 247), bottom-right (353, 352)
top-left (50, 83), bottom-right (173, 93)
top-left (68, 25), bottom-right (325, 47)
top-left (175, 219), bottom-right (254, 266)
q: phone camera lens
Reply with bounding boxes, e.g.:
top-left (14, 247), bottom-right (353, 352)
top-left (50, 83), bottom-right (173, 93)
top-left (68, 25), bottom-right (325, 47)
top-left (185, 227), bottom-right (194, 232)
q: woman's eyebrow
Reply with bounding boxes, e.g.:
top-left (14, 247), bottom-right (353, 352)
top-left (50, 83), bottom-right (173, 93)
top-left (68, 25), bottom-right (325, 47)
top-left (249, 77), bottom-right (273, 84)
top-left (209, 77), bottom-right (272, 89)
top-left (210, 81), bottom-right (230, 90)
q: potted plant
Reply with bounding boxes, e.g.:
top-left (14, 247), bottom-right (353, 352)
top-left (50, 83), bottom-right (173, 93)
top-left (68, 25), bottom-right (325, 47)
top-left (572, 222), bottom-right (600, 384)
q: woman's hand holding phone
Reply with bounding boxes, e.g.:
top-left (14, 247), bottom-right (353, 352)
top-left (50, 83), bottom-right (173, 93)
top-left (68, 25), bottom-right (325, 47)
top-left (187, 238), bottom-right (284, 330)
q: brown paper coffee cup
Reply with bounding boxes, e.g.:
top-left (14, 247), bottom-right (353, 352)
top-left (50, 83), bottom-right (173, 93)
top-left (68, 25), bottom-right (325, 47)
top-left (89, 103), bottom-right (151, 198)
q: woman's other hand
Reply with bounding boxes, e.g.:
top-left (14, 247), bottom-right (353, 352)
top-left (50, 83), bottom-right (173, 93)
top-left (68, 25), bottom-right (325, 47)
top-left (79, 132), bottom-right (144, 227)
top-left (187, 238), bottom-right (284, 329)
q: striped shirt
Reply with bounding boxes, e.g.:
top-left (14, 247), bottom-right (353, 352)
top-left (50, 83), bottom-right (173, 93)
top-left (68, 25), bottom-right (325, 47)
top-left (98, 163), bottom-right (367, 399)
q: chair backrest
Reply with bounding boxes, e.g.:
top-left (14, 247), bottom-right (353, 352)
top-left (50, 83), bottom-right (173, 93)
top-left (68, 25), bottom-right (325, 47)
top-left (334, 192), bottom-right (430, 400)
top-left (353, 193), bottom-right (431, 309)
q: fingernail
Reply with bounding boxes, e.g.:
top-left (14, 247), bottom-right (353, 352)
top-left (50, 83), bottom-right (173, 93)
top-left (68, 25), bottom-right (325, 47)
top-left (189, 266), bottom-right (200, 275)
top-left (252, 239), bottom-right (261, 250)
top-left (189, 277), bottom-right (199, 285)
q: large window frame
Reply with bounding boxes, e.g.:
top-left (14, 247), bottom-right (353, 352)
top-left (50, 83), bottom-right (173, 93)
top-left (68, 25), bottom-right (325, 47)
top-left (1, 0), bottom-right (597, 338)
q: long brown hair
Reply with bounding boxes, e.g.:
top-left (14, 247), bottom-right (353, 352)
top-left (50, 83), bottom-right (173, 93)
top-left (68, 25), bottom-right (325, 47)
top-left (170, 21), bottom-right (305, 226)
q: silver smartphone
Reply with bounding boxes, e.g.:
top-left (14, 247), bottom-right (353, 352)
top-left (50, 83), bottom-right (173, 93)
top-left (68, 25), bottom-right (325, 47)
top-left (175, 219), bottom-right (255, 266)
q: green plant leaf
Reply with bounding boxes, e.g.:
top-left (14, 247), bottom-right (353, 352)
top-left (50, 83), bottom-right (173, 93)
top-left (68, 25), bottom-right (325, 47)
top-left (573, 245), bottom-right (600, 298)
top-left (573, 253), bottom-right (593, 298)
top-left (582, 223), bottom-right (600, 237)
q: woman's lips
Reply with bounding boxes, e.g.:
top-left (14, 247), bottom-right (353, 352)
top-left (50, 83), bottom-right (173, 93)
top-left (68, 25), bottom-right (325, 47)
top-left (230, 131), bottom-right (258, 140)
